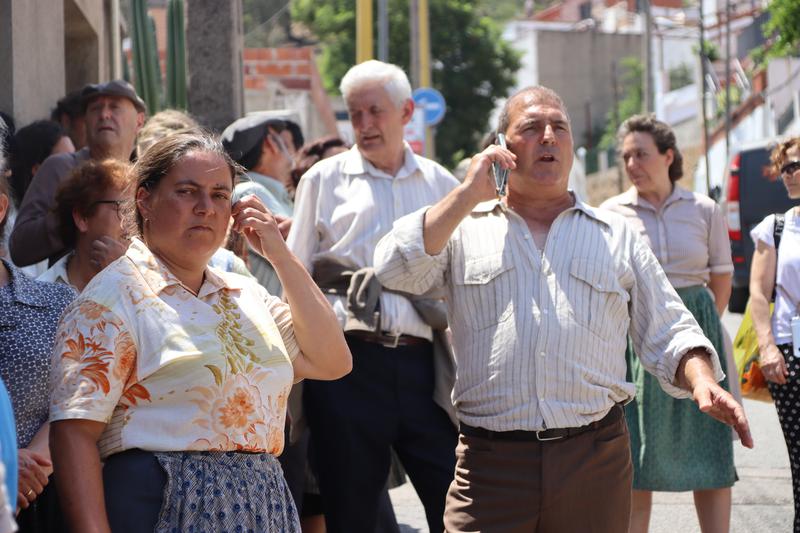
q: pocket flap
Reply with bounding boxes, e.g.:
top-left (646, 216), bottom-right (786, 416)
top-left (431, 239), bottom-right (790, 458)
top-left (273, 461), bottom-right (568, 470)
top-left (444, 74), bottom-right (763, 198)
top-left (569, 258), bottom-right (622, 294)
top-left (458, 253), bottom-right (514, 285)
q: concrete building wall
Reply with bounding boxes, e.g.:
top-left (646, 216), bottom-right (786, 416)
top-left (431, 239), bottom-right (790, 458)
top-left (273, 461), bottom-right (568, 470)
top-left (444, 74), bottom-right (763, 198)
top-left (534, 29), bottom-right (642, 148)
top-left (1, 0), bottom-right (114, 127)
top-left (0, 0), bottom-right (66, 125)
top-left (187, 0), bottom-right (245, 132)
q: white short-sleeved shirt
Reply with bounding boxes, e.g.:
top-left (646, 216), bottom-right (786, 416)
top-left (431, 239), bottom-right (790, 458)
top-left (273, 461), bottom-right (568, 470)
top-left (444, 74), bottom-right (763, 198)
top-left (49, 239), bottom-right (300, 458)
top-left (750, 208), bottom-right (800, 344)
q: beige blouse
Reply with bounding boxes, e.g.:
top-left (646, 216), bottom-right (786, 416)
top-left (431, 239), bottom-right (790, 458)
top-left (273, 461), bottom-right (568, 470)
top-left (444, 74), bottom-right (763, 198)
top-left (601, 186), bottom-right (732, 289)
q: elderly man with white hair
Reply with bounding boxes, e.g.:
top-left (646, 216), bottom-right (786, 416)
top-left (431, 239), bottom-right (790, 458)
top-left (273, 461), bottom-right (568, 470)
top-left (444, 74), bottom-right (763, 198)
top-left (287, 60), bottom-right (459, 532)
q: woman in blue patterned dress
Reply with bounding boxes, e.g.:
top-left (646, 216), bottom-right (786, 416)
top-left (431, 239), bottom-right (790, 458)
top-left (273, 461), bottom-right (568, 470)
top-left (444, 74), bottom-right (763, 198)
top-left (0, 155), bottom-right (76, 532)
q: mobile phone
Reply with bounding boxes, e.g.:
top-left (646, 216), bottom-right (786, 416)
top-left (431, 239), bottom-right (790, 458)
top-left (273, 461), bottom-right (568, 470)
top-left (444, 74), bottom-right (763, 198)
top-left (493, 133), bottom-right (509, 197)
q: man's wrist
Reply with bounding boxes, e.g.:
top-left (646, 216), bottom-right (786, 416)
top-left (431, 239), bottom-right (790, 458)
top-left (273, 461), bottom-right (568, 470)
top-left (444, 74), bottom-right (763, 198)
top-left (677, 349), bottom-right (715, 390)
top-left (453, 183), bottom-right (486, 211)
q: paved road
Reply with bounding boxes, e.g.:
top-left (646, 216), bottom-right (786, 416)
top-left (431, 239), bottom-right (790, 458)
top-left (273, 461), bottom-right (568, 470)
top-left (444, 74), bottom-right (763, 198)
top-left (389, 311), bottom-right (795, 532)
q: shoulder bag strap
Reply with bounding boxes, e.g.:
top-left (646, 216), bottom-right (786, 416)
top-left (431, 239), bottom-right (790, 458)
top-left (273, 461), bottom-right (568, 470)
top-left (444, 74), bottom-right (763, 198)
top-left (771, 213), bottom-right (785, 302)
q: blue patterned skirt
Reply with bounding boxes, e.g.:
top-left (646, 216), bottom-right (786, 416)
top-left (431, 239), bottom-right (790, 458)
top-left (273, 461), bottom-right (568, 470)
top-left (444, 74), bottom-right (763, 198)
top-left (104, 449), bottom-right (300, 533)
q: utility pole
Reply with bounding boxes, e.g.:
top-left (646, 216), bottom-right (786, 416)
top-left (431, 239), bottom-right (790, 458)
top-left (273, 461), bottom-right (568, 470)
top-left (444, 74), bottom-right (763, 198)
top-left (410, 0), bottom-right (435, 158)
top-left (356, 0), bottom-right (373, 64)
top-left (409, 0), bottom-right (420, 89)
top-left (419, 0), bottom-right (434, 158)
top-left (378, 0), bottom-right (389, 62)
top-left (111, 0), bottom-right (122, 79)
top-left (642, 0), bottom-right (654, 113)
top-left (724, 0), bottom-right (732, 165)
top-left (612, 59), bottom-right (624, 193)
top-left (698, 0), bottom-right (712, 195)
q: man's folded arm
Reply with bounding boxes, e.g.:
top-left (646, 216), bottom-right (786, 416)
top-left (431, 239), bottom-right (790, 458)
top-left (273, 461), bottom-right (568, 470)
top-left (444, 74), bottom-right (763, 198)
top-left (374, 207), bottom-right (450, 296)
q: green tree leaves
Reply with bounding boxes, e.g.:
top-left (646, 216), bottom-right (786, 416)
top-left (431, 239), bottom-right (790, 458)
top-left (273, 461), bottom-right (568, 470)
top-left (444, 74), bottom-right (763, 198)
top-left (763, 0), bottom-right (800, 59)
top-left (292, 0), bottom-right (520, 167)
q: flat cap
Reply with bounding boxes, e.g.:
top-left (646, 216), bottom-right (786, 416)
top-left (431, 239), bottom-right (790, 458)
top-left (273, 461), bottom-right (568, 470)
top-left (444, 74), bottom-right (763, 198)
top-left (81, 80), bottom-right (147, 113)
top-left (221, 113), bottom-right (301, 165)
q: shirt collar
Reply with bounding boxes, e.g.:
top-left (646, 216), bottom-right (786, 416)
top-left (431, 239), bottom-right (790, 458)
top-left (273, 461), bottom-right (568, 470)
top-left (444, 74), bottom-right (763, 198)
top-left (246, 171), bottom-right (291, 201)
top-left (3, 260), bottom-right (56, 308)
top-left (125, 238), bottom-right (246, 297)
top-left (618, 184), bottom-right (692, 210)
top-left (341, 142), bottom-right (421, 180)
top-left (471, 192), bottom-right (613, 227)
top-left (39, 254), bottom-right (73, 288)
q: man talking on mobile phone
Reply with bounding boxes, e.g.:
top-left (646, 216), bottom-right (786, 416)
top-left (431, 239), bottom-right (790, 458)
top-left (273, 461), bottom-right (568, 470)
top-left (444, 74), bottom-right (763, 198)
top-left (374, 86), bottom-right (753, 532)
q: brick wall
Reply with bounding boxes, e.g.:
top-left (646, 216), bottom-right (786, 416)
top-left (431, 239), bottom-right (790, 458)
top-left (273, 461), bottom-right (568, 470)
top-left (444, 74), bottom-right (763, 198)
top-left (243, 47), bottom-right (314, 91)
top-left (243, 46), bottom-right (338, 141)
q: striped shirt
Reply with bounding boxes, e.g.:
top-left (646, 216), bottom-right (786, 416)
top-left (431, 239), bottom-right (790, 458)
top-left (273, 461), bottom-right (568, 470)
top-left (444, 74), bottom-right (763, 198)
top-left (374, 196), bottom-right (723, 431)
top-left (601, 186), bottom-right (733, 288)
top-left (287, 143), bottom-right (459, 340)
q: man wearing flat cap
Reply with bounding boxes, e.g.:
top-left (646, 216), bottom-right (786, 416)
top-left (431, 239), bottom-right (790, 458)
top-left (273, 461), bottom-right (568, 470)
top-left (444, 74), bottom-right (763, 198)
top-left (222, 113), bottom-right (302, 295)
top-left (10, 80), bottom-right (145, 267)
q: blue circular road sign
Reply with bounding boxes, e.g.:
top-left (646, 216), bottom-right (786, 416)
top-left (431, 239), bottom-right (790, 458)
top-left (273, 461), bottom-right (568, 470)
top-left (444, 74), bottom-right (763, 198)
top-left (412, 87), bottom-right (446, 126)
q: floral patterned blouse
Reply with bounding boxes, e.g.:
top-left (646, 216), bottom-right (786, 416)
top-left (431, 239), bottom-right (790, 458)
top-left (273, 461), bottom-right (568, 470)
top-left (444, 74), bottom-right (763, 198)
top-left (49, 239), bottom-right (300, 459)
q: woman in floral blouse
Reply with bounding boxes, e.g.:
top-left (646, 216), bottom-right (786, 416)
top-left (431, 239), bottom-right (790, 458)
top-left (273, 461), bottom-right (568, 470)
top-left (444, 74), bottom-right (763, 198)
top-left (48, 132), bottom-right (352, 533)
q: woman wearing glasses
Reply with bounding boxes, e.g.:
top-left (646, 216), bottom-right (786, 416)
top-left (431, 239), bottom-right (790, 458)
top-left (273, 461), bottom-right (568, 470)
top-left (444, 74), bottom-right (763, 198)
top-left (38, 159), bottom-right (130, 292)
top-left (750, 136), bottom-right (800, 530)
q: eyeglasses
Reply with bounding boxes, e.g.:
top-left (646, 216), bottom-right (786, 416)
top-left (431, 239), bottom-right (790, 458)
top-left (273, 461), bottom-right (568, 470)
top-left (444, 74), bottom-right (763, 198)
top-left (780, 160), bottom-right (800, 177)
top-left (91, 199), bottom-right (125, 216)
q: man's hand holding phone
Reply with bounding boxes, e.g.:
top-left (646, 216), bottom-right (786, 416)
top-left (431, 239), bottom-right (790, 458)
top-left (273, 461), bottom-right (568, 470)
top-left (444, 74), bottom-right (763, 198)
top-left (460, 137), bottom-right (516, 206)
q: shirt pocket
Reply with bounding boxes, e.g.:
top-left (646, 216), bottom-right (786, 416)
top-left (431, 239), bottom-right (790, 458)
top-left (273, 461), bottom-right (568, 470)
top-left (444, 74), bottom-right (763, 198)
top-left (568, 257), bottom-right (629, 341)
top-left (453, 252), bottom-right (516, 331)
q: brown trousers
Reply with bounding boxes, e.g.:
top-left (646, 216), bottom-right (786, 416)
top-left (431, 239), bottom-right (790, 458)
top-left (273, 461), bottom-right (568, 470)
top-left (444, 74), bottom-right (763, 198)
top-left (444, 410), bottom-right (632, 533)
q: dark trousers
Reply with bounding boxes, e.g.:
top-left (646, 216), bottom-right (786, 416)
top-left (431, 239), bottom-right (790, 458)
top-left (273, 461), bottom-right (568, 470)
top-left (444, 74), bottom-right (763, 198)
top-left (304, 335), bottom-right (457, 533)
top-left (444, 407), bottom-right (632, 533)
top-left (16, 478), bottom-right (67, 533)
top-left (103, 450), bottom-right (166, 533)
top-left (279, 425), bottom-right (400, 532)
top-left (767, 344), bottom-right (800, 533)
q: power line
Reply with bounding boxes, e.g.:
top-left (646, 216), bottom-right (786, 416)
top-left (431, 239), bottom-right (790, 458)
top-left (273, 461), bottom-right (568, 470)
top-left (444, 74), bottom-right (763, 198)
top-left (243, 1), bottom-right (291, 39)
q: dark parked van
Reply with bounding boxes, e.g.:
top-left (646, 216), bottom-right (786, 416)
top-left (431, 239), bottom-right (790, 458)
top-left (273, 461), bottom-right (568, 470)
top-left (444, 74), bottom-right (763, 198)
top-left (722, 138), bottom-right (800, 313)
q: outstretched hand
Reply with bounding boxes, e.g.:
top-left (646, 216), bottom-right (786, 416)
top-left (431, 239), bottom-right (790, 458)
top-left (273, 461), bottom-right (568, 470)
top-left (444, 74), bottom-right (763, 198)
top-left (693, 380), bottom-right (754, 448)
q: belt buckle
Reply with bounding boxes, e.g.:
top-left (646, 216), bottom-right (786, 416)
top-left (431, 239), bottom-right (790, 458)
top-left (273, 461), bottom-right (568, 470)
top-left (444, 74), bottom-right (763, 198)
top-left (381, 332), bottom-right (401, 348)
top-left (535, 430), bottom-right (564, 442)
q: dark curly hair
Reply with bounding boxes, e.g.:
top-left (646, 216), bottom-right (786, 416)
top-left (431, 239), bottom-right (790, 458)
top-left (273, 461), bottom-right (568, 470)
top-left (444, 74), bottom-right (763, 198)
top-left (617, 114), bottom-right (684, 182)
top-left (55, 159), bottom-right (132, 248)
top-left (769, 137), bottom-right (800, 178)
top-left (291, 136), bottom-right (348, 187)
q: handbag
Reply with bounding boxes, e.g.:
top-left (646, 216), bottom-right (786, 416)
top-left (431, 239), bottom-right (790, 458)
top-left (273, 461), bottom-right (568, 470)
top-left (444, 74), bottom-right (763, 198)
top-left (734, 302), bottom-right (773, 401)
top-left (734, 213), bottom-right (785, 402)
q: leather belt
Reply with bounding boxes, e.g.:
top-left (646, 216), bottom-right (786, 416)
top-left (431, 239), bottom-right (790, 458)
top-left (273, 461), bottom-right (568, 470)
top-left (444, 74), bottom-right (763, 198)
top-left (460, 404), bottom-right (624, 442)
top-left (346, 330), bottom-right (430, 348)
